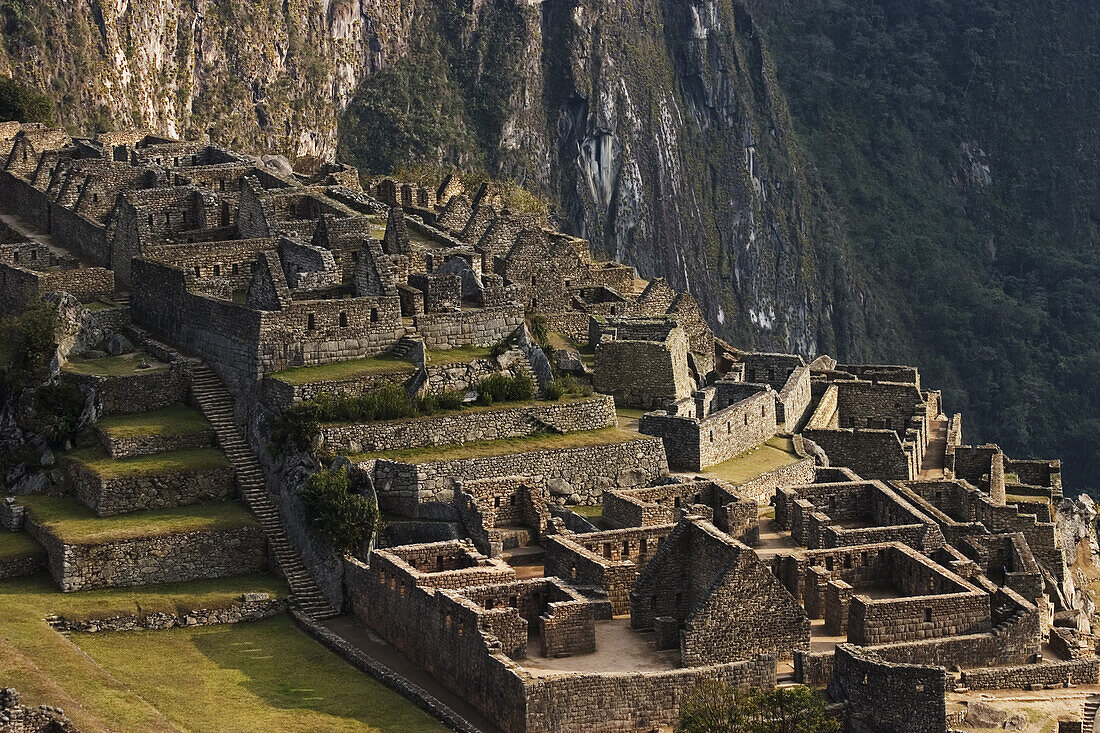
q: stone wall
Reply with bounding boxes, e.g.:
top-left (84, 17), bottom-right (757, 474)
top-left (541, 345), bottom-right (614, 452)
top-left (63, 458), bottom-right (236, 516)
top-left (0, 544), bottom-right (46, 580)
top-left (62, 360), bottom-right (190, 416)
top-left (827, 644), bottom-right (948, 733)
top-left (49, 595), bottom-right (285, 633)
top-left (960, 659), bottom-right (1099, 690)
top-left (413, 303), bottom-right (524, 350)
top-left (848, 590), bottom-right (990, 646)
top-left (544, 524), bottom-right (675, 614)
top-left (365, 435), bottom-right (668, 514)
top-left (97, 427), bottom-right (215, 458)
top-left (737, 455), bottom-right (816, 504)
top-left (639, 389), bottom-right (777, 471)
top-left (26, 519), bottom-right (268, 592)
top-left (318, 395), bottom-right (615, 453)
top-left (803, 427), bottom-right (913, 480)
top-left (593, 331), bottom-right (694, 410)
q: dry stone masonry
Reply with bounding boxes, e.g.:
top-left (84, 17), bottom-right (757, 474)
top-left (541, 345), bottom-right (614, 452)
top-left (0, 122), bottom-right (1095, 733)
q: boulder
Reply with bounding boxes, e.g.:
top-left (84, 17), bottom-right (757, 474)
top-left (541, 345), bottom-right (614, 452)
top-left (555, 348), bottom-right (586, 375)
top-left (82, 349), bottom-right (108, 360)
top-left (547, 478), bottom-right (574, 497)
top-left (964, 701), bottom-right (1010, 727)
top-left (105, 333), bottom-right (134, 356)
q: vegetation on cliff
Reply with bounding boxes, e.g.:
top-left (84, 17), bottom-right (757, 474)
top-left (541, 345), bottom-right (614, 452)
top-left (751, 0), bottom-right (1100, 489)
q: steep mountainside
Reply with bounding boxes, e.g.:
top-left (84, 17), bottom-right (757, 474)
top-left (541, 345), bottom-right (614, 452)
top-left (2, 0), bottom-right (1098, 489)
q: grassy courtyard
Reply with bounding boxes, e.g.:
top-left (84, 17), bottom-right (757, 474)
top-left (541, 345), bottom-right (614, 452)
top-left (96, 403), bottom-right (212, 439)
top-left (63, 352), bottom-right (169, 377)
top-left (703, 436), bottom-right (802, 485)
top-left (64, 447), bottom-right (229, 478)
top-left (349, 426), bottom-right (645, 463)
top-left (0, 572), bottom-right (441, 732)
top-left (270, 354), bottom-right (415, 385)
top-left (17, 495), bottom-right (255, 545)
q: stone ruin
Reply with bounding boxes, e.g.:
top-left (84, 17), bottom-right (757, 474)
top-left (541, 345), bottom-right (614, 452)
top-left (1, 121), bottom-right (1098, 732)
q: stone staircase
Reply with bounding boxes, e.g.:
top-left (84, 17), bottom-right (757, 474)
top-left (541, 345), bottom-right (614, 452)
top-left (1085, 698), bottom-right (1099, 733)
top-left (389, 335), bottom-right (422, 360)
top-left (190, 363), bottom-right (338, 620)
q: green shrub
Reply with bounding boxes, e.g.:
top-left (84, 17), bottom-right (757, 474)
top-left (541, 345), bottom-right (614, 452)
top-left (558, 374), bottom-right (594, 397)
top-left (437, 389), bottom-right (465, 410)
top-left (477, 373), bottom-right (535, 404)
top-left (527, 312), bottom-right (550, 347)
top-left (489, 339), bottom-right (509, 359)
top-left (677, 682), bottom-right (840, 733)
top-left (544, 382), bottom-right (565, 401)
top-left (0, 78), bottom-right (53, 125)
top-left (299, 468), bottom-right (381, 556)
top-left (1, 301), bottom-right (58, 384)
top-left (31, 382), bottom-right (85, 444)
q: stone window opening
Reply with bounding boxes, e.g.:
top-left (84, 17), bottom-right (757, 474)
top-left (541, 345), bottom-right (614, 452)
top-left (494, 497), bottom-right (502, 508)
top-left (12, 252), bottom-right (18, 263)
top-left (148, 214), bottom-right (154, 227)
top-left (530, 275), bottom-right (537, 285)
top-left (650, 595), bottom-right (657, 609)
top-left (622, 540), bottom-right (630, 555)
top-left (743, 414), bottom-right (748, 426)
top-left (92, 193), bottom-right (99, 204)
top-left (444, 615), bottom-right (451, 629)
top-left (307, 314), bottom-right (316, 330)
top-left (351, 251), bottom-right (359, 263)
top-left (640, 537), bottom-right (648, 554)
top-left (761, 405), bottom-right (766, 417)
top-left (232, 264), bottom-right (239, 276)
top-left (339, 312), bottom-right (348, 327)
top-left (709, 431), bottom-right (714, 442)
top-left (727, 423), bottom-right (732, 434)
top-left (213, 265), bottom-right (220, 276)
top-left (370, 308), bottom-right (379, 323)
top-left (862, 675), bottom-right (869, 685)
top-left (173, 157), bottom-right (179, 166)
top-left (825, 557), bottom-right (834, 571)
top-left (675, 592), bottom-right (682, 607)
top-left (914, 683), bottom-right (924, 692)
top-left (399, 583), bottom-right (405, 598)
top-left (165, 211), bottom-right (171, 226)
top-left (220, 180), bottom-right (226, 191)
top-left (603, 543), bottom-right (612, 559)
top-left (844, 555), bottom-right (852, 569)
top-left (193, 266), bottom-right (200, 277)
top-left (924, 609), bottom-right (932, 623)
top-left (509, 495), bottom-right (516, 506)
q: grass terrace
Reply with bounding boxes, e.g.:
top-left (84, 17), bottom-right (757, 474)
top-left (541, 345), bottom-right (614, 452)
top-left (549, 331), bottom-right (595, 368)
top-left (348, 426), bottom-right (644, 463)
top-left (702, 436), bottom-right (802, 485)
top-left (0, 573), bottom-right (437, 732)
top-left (63, 351), bottom-right (169, 377)
top-left (18, 495), bottom-right (256, 545)
top-left (566, 504), bottom-right (604, 519)
top-left (270, 354), bottom-right (414, 385)
top-left (425, 344), bottom-right (494, 364)
top-left (64, 447), bottom-right (229, 478)
top-left (73, 615), bottom-right (445, 733)
top-left (0, 531), bottom-right (45, 563)
top-left (96, 403), bottom-right (211, 439)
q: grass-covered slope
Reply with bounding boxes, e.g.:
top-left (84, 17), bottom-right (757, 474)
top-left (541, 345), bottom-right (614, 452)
top-left (750, 0), bottom-right (1100, 490)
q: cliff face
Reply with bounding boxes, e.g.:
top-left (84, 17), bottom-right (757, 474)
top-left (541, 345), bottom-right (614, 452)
top-left (0, 0), bottom-right (418, 158)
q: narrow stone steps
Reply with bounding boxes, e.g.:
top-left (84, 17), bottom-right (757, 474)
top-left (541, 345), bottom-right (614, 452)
top-left (191, 363), bottom-right (338, 621)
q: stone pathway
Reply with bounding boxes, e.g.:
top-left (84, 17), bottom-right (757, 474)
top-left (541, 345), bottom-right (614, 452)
top-left (918, 416), bottom-right (949, 479)
top-left (191, 363), bottom-right (337, 620)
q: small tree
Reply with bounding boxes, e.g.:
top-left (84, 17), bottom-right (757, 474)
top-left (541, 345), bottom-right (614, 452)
top-left (298, 468), bottom-right (381, 556)
top-left (678, 683), bottom-right (840, 733)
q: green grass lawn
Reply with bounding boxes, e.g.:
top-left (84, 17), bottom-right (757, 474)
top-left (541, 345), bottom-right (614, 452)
top-left (270, 355), bottom-right (415, 385)
top-left (349, 426), bottom-right (645, 463)
top-left (64, 447), bottom-right (229, 478)
top-left (73, 615), bottom-right (445, 733)
top-left (566, 504), bottom-right (604, 518)
top-left (0, 531), bottom-right (45, 562)
top-left (424, 344), bottom-right (494, 364)
top-left (321, 394), bottom-right (590, 427)
top-left (96, 404), bottom-right (212, 439)
top-left (548, 332), bottom-right (595, 367)
top-left (18, 496), bottom-right (256, 545)
top-left (702, 436), bottom-right (801, 485)
top-left (0, 572), bottom-right (442, 733)
top-left (63, 352), bottom-right (169, 377)
top-left (82, 299), bottom-right (119, 312)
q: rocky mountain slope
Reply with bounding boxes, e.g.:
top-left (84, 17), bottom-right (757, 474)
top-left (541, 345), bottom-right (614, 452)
top-left (2, 0), bottom-right (1098, 490)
